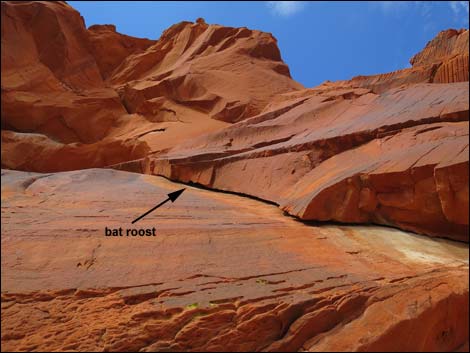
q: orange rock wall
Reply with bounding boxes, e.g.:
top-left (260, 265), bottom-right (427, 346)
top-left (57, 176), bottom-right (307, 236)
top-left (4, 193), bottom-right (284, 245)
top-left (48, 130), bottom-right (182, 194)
top-left (1, 1), bottom-right (468, 241)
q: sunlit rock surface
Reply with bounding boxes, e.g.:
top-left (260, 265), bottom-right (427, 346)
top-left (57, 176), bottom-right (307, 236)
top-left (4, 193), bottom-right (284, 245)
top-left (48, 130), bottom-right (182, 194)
top-left (1, 169), bottom-right (468, 351)
top-left (1, 1), bottom-right (302, 171)
top-left (150, 81), bottom-right (469, 241)
top-left (1, 1), bottom-right (469, 351)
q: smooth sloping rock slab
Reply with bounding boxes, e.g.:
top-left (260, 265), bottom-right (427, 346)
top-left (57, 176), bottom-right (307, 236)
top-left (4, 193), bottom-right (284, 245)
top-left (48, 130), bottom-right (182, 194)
top-left (149, 82), bottom-right (469, 241)
top-left (1, 168), bottom-right (468, 351)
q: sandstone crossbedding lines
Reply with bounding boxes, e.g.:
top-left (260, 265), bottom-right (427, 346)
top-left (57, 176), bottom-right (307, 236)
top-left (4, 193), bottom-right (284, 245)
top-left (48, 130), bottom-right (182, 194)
top-left (2, 168), bottom-right (469, 351)
top-left (1, 265), bottom-right (468, 351)
top-left (1, 1), bottom-right (469, 352)
top-left (2, 1), bottom-right (468, 241)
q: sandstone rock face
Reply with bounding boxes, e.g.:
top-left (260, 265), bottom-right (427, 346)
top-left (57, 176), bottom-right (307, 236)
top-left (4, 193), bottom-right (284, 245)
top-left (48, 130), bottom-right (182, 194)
top-left (1, 1), bottom-right (122, 142)
top-left (108, 20), bottom-right (303, 124)
top-left (1, 1), bottom-right (469, 351)
top-left (150, 81), bottom-right (469, 241)
top-left (345, 29), bottom-right (469, 93)
top-left (87, 24), bottom-right (155, 80)
top-left (410, 29), bottom-right (468, 67)
top-left (410, 28), bottom-right (468, 84)
top-left (1, 1), bottom-right (303, 171)
top-left (1, 1), bottom-right (467, 238)
top-left (0, 1), bottom-right (150, 171)
top-left (1, 130), bottom-right (149, 172)
top-left (147, 32), bottom-right (469, 242)
top-left (1, 169), bottom-right (468, 351)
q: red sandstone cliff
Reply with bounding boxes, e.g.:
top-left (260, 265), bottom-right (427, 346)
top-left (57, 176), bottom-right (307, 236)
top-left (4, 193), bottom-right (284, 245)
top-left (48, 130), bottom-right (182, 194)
top-left (1, 2), bottom-right (469, 352)
top-left (1, 168), bottom-right (468, 352)
top-left (1, 1), bottom-right (468, 241)
top-left (1, 1), bottom-right (302, 171)
top-left (144, 30), bottom-right (469, 242)
top-left (1, 1), bottom-right (149, 170)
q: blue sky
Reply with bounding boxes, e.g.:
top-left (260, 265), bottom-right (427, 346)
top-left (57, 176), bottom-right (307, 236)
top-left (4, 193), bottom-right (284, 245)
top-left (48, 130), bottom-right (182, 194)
top-left (71, 1), bottom-right (469, 87)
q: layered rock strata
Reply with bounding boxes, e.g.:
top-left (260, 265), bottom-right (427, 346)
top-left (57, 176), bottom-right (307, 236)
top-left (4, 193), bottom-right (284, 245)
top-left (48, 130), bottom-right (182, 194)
top-left (1, 1), bottom-right (302, 171)
top-left (144, 30), bottom-right (469, 241)
top-left (1, 168), bottom-right (468, 351)
top-left (148, 80), bottom-right (469, 241)
top-left (1, 2), bottom-right (467, 241)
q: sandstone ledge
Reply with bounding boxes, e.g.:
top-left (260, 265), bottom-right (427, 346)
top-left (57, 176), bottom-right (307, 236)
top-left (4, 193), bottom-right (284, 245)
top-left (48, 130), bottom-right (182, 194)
top-left (1, 169), bottom-right (468, 351)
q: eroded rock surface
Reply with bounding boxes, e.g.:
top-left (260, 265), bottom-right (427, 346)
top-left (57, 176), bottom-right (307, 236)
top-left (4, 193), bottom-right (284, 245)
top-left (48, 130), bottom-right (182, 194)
top-left (1, 1), bottom-right (302, 172)
top-left (108, 19), bottom-right (303, 124)
top-left (149, 81), bottom-right (469, 241)
top-left (147, 33), bottom-right (469, 242)
top-left (1, 130), bottom-right (149, 172)
top-left (0, 1), bottom-right (149, 170)
top-left (1, 1), bottom-right (469, 351)
top-left (87, 24), bottom-right (156, 80)
top-left (0, 1), bottom-right (125, 142)
top-left (1, 169), bottom-right (468, 351)
top-left (1, 1), bottom-right (468, 241)
top-left (348, 28), bottom-right (469, 93)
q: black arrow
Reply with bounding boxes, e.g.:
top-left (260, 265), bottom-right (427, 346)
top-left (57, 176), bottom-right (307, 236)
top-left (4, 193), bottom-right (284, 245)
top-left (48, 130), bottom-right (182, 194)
top-left (131, 188), bottom-right (185, 224)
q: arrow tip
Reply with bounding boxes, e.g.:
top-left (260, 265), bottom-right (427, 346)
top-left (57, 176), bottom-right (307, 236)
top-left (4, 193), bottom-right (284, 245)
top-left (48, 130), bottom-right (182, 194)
top-left (168, 188), bottom-right (186, 202)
